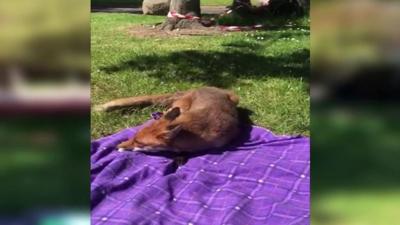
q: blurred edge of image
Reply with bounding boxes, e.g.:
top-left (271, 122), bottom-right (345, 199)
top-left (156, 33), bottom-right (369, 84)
top-left (312, 0), bottom-right (400, 225)
top-left (2, 0), bottom-right (400, 224)
top-left (0, 0), bottom-right (90, 224)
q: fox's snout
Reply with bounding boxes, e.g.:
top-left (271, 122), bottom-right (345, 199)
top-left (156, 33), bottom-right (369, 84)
top-left (117, 138), bottom-right (171, 152)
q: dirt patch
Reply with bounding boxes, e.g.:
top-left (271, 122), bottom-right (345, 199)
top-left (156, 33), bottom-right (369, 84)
top-left (127, 24), bottom-right (229, 38)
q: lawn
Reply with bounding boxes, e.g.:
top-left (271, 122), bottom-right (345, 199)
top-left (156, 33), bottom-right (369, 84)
top-left (0, 117), bottom-right (89, 213)
top-left (91, 0), bottom-right (259, 7)
top-left (91, 13), bottom-right (310, 139)
top-left (312, 104), bottom-right (400, 225)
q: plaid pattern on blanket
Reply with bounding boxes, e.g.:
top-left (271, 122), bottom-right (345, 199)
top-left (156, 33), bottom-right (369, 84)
top-left (91, 122), bottom-right (309, 225)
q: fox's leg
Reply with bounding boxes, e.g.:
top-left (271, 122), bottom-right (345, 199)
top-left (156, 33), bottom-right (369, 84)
top-left (227, 91), bottom-right (239, 105)
top-left (116, 138), bottom-right (134, 151)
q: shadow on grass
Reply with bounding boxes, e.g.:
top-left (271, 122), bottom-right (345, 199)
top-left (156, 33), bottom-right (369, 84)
top-left (91, 7), bottom-right (143, 14)
top-left (0, 117), bottom-right (89, 214)
top-left (312, 104), bottom-right (400, 194)
top-left (91, 0), bottom-right (143, 8)
top-left (101, 47), bottom-right (309, 88)
top-left (312, 103), bottom-right (400, 224)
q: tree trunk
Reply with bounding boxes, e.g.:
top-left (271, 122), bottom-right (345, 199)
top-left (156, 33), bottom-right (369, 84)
top-left (170, 0), bottom-right (200, 17)
top-left (160, 0), bottom-right (203, 30)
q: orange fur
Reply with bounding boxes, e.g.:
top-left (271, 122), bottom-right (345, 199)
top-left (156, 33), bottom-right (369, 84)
top-left (100, 87), bottom-right (240, 153)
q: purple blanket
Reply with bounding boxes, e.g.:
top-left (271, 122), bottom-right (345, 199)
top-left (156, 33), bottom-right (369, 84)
top-left (91, 121), bottom-right (310, 225)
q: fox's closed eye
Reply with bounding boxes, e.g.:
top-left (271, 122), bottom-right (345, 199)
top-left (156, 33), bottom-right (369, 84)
top-left (134, 140), bottom-right (145, 147)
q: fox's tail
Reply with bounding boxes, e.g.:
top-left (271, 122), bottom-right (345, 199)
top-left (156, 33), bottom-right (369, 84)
top-left (94, 92), bottom-right (183, 112)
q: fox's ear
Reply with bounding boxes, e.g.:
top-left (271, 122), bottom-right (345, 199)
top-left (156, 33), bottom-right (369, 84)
top-left (159, 124), bottom-right (182, 140)
top-left (164, 107), bottom-right (181, 121)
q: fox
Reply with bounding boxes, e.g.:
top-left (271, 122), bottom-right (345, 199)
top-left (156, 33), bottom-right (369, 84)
top-left (95, 87), bottom-right (240, 153)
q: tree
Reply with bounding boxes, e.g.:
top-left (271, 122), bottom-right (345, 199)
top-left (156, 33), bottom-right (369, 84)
top-left (160, 0), bottom-right (309, 31)
top-left (170, 0), bottom-right (200, 16)
top-left (160, 0), bottom-right (203, 30)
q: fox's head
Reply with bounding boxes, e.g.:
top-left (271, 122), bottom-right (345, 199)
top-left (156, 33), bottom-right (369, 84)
top-left (117, 107), bottom-right (182, 152)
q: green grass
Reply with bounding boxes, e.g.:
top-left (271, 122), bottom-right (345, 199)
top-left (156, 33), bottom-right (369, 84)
top-left (313, 190), bottom-right (400, 225)
top-left (312, 104), bottom-right (400, 225)
top-left (201, 0), bottom-right (260, 6)
top-left (202, 0), bottom-right (233, 5)
top-left (0, 117), bottom-right (89, 213)
top-left (91, 13), bottom-right (309, 139)
top-left (91, 0), bottom-right (258, 7)
top-left (91, 0), bottom-right (142, 7)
